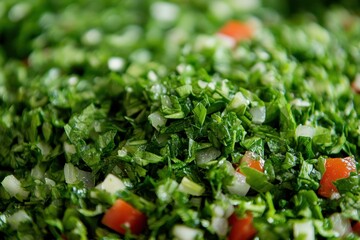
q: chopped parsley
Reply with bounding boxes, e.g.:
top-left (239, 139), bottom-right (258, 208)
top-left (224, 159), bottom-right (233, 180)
top-left (1, 1), bottom-right (360, 239)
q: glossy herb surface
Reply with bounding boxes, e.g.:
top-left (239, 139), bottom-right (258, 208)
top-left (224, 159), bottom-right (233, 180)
top-left (1, 0), bottom-right (360, 239)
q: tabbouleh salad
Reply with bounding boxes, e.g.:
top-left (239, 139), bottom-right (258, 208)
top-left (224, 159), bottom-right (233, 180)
top-left (1, 0), bottom-right (360, 239)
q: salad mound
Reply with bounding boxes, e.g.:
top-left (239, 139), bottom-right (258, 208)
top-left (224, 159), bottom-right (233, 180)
top-left (1, 1), bottom-right (360, 239)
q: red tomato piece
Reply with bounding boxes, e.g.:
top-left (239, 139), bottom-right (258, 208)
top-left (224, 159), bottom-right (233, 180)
top-left (237, 151), bottom-right (265, 173)
top-left (101, 199), bottom-right (147, 235)
top-left (228, 212), bottom-right (257, 240)
top-left (318, 157), bottom-right (356, 198)
top-left (218, 20), bottom-right (253, 42)
top-left (352, 221), bottom-right (360, 235)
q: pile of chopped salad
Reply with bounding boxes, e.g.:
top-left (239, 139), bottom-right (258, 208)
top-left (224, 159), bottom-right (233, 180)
top-left (1, 0), bottom-right (360, 239)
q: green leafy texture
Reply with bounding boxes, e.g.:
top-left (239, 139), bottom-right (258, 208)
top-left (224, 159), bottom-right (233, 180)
top-left (334, 173), bottom-right (360, 195)
top-left (293, 190), bottom-right (323, 219)
top-left (0, 0), bottom-right (360, 239)
top-left (193, 102), bottom-right (207, 127)
top-left (297, 159), bottom-right (320, 191)
top-left (240, 167), bottom-right (274, 193)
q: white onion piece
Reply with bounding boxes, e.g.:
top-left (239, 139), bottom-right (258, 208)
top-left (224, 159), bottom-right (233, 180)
top-left (211, 217), bottom-right (228, 237)
top-left (31, 164), bottom-right (44, 179)
top-left (77, 169), bottom-right (94, 188)
top-left (227, 172), bottom-right (250, 196)
top-left (217, 34), bottom-right (237, 48)
top-left (64, 163), bottom-right (77, 184)
top-left (296, 125), bottom-right (315, 138)
top-left (96, 174), bottom-right (126, 195)
top-left (82, 28), bottom-right (102, 46)
top-left (45, 178), bottom-right (56, 186)
top-left (228, 92), bottom-right (250, 110)
top-left (64, 163), bottom-right (93, 188)
top-left (148, 111), bottom-right (167, 131)
top-left (250, 106), bottom-right (266, 124)
top-left (7, 210), bottom-right (32, 230)
top-left (293, 220), bottom-right (315, 240)
top-left (223, 161), bottom-right (236, 175)
top-left (213, 205), bottom-right (225, 217)
top-left (291, 98), bottom-right (311, 107)
top-left (1, 175), bottom-right (29, 201)
top-left (195, 147), bottom-right (221, 166)
top-left (64, 142), bottom-right (76, 154)
top-left (224, 204), bottom-right (234, 218)
top-left (36, 142), bottom-right (51, 156)
top-left (330, 213), bottom-right (352, 238)
top-left (108, 57), bottom-right (125, 72)
top-left (172, 225), bottom-right (203, 240)
top-left (150, 2), bottom-right (179, 22)
top-left (178, 177), bottom-right (204, 196)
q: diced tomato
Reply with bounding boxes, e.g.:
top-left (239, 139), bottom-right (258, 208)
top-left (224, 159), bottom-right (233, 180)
top-left (352, 221), bottom-right (360, 235)
top-left (228, 212), bottom-right (256, 240)
top-left (318, 157), bottom-right (356, 198)
top-left (218, 20), bottom-right (253, 42)
top-left (237, 151), bottom-right (264, 173)
top-left (101, 199), bottom-right (147, 235)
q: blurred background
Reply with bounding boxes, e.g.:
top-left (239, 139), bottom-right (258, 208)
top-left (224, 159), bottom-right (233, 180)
top-left (1, 0), bottom-right (359, 61)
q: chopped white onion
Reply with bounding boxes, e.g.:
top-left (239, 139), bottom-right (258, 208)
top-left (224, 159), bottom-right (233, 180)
top-left (296, 125), bottom-right (315, 138)
top-left (45, 178), bottom-right (56, 186)
top-left (293, 220), bottom-right (315, 240)
top-left (198, 80), bottom-right (208, 89)
top-left (64, 142), bottom-right (76, 154)
top-left (231, 0), bottom-right (260, 11)
top-left (1, 175), bottom-right (29, 201)
top-left (330, 213), bottom-right (352, 238)
top-left (147, 70), bottom-right (158, 82)
top-left (330, 192), bottom-right (341, 200)
top-left (108, 57), bottom-right (125, 72)
top-left (213, 205), bottom-right (225, 217)
top-left (151, 2), bottom-right (179, 22)
top-left (228, 92), bottom-right (250, 110)
top-left (223, 160), bottom-right (236, 175)
top-left (193, 35), bottom-right (218, 51)
top-left (64, 163), bottom-right (93, 188)
top-left (36, 142), bottom-right (51, 156)
top-left (148, 111), bottom-right (167, 131)
top-left (64, 163), bottom-right (77, 184)
top-left (178, 177), bottom-right (205, 196)
top-left (291, 98), bottom-right (311, 107)
top-left (68, 76), bottom-right (79, 86)
top-left (251, 62), bottom-right (266, 74)
top-left (31, 164), bottom-right (44, 179)
top-left (77, 169), bottom-right (94, 188)
top-left (224, 204), bottom-right (234, 218)
top-left (129, 49), bottom-right (151, 64)
top-left (250, 106), bottom-right (266, 124)
top-left (211, 217), bottom-right (228, 237)
top-left (217, 34), bottom-right (237, 48)
top-left (7, 210), bottom-right (32, 230)
top-left (177, 63), bottom-right (191, 74)
top-left (96, 174), bottom-right (126, 195)
top-left (172, 225), bottom-right (203, 240)
top-left (195, 147), bottom-right (221, 166)
top-left (8, 3), bottom-right (30, 22)
top-left (82, 28), bottom-right (102, 46)
top-left (226, 172), bottom-right (250, 196)
top-left (209, 1), bottom-right (232, 20)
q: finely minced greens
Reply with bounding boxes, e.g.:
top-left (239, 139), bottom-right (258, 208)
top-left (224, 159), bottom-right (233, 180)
top-left (1, 0), bottom-right (360, 239)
